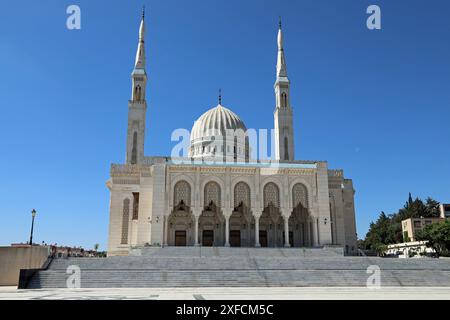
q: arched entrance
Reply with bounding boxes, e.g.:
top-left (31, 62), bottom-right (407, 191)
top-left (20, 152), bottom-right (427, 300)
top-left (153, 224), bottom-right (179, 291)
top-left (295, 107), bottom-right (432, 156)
top-left (289, 183), bottom-right (313, 247)
top-left (199, 181), bottom-right (224, 246)
top-left (168, 180), bottom-right (194, 246)
top-left (230, 182), bottom-right (253, 247)
top-left (261, 182), bottom-right (283, 247)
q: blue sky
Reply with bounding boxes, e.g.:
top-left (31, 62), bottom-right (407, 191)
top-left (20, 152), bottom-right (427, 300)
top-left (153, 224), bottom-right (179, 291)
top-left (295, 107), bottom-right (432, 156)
top-left (0, 0), bottom-right (449, 250)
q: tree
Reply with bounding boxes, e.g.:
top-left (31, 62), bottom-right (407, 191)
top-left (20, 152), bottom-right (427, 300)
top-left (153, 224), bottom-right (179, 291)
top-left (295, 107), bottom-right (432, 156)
top-left (425, 198), bottom-right (441, 217)
top-left (416, 220), bottom-right (450, 257)
top-left (94, 243), bottom-right (99, 251)
top-left (363, 194), bottom-right (441, 251)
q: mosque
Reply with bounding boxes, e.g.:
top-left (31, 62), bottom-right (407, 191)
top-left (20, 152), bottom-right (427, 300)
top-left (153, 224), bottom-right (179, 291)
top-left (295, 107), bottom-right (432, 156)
top-left (106, 12), bottom-right (358, 256)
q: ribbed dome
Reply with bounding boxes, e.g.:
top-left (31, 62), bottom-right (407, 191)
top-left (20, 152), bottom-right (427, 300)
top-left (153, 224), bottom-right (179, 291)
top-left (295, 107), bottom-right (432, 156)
top-left (190, 104), bottom-right (247, 142)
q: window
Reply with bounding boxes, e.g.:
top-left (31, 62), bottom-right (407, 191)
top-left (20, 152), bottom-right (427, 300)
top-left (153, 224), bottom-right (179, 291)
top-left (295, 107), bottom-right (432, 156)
top-left (121, 198), bottom-right (130, 244)
top-left (131, 132), bottom-right (138, 164)
top-left (132, 193), bottom-right (139, 220)
top-left (284, 136), bottom-right (289, 160)
top-left (134, 85), bottom-right (142, 101)
top-left (413, 221), bottom-right (421, 228)
top-left (281, 92), bottom-right (287, 108)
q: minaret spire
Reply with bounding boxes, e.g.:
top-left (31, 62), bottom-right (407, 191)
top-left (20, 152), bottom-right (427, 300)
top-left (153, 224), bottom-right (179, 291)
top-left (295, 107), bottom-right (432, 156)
top-left (273, 17), bottom-right (294, 161)
top-left (276, 17), bottom-right (287, 78)
top-left (134, 7), bottom-right (146, 69)
top-left (126, 9), bottom-right (148, 165)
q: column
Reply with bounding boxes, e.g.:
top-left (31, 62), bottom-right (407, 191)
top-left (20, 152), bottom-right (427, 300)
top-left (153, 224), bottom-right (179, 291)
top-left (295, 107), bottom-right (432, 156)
top-left (224, 215), bottom-right (230, 247)
top-left (283, 213), bottom-right (290, 248)
top-left (194, 213), bottom-right (200, 246)
top-left (254, 214), bottom-right (261, 247)
top-left (163, 214), bottom-right (169, 247)
top-left (312, 217), bottom-right (319, 246)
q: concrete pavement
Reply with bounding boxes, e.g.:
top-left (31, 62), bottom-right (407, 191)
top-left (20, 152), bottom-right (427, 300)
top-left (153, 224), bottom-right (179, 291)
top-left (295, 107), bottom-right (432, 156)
top-left (1, 286), bottom-right (450, 300)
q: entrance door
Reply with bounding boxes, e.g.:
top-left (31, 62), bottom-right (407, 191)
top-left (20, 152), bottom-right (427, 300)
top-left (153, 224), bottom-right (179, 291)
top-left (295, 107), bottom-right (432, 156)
top-left (202, 230), bottom-right (214, 246)
top-left (230, 230), bottom-right (241, 247)
top-left (259, 230), bottom-right (268, 247)
top-left (175, 230), bottom-right (186, 246)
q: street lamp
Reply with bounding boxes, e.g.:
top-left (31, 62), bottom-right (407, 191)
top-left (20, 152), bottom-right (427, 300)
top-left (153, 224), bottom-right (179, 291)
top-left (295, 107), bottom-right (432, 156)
top-left (29, 209), bottom-right (36, 245)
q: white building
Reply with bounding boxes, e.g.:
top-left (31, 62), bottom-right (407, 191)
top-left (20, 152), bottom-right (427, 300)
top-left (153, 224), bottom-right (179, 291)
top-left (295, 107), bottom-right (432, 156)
top-left (106, 13), bottom-right (358, 256)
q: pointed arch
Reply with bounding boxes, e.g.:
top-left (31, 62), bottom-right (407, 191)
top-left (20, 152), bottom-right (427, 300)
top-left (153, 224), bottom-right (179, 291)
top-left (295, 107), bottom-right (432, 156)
top-left (204, 181), bottom-right (221, 208)
top-left (292, 183), bottom-right (308, 209)
top-left (134, 85), bottom-right (142, 101)
top-left (281, 92), bottom-right (287, 108)
top-left (234, 181), bottom-right (251, 210)
top-left (263, 182), bottom-right (280, 208)
top-left (173, 180), bottom-right (191, 210)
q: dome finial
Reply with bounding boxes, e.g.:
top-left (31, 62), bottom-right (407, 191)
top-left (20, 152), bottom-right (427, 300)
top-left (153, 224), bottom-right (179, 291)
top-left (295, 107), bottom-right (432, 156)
top-left (279, 16), bottom-right (282, 29)
top-left (142, 5), bottom-right (145, 20)
top-left (218, 88), bottom-right (222, 105)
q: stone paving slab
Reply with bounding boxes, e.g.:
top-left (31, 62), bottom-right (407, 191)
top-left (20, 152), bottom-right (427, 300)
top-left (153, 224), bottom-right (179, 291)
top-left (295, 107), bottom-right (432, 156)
top-left (1, 286), bottom-right (450, 300)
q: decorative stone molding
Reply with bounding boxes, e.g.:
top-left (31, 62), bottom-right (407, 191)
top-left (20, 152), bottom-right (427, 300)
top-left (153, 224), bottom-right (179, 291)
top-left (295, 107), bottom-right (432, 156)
top-left (328, 169), bottom-right (343, 177)
top-left (111, 164), bottom-right (152, 177)
top-left (112, 178), bottom-right (140, 185)
top-left (287, 168), bottom-right (315, 175)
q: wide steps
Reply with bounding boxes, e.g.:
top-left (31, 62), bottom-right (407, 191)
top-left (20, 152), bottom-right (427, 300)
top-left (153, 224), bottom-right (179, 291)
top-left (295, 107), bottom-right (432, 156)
top-left (26, 247), bottom-right (450, 288)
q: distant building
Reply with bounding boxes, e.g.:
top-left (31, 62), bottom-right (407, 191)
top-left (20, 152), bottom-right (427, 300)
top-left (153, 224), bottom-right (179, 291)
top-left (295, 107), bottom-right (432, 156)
top-left (10, 243), bottom-right (100, 258)
top-left (439, 204), bottom-right (450, 218)
top-left (385, 241), bottom-right (436, 258)
top-left (402, 217), bottom-right (444, 242)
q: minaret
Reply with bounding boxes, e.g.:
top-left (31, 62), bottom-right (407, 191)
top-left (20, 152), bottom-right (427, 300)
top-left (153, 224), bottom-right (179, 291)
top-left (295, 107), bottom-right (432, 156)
top-left (126, 8), bottom-right (148, 165)
top-left (273, 18), bottom-right (295, 161)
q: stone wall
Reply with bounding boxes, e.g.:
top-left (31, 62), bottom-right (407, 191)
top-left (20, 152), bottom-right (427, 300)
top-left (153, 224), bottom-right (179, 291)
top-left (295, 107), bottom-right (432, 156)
top-left (0, 246), bottom-right (49, 286)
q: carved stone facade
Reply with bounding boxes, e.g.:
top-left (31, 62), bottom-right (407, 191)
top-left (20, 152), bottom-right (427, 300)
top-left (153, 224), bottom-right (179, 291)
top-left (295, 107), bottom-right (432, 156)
top-left (107, 158), bottom-right (357, 255)
top-left (106, 13), bottom-right (357, 256)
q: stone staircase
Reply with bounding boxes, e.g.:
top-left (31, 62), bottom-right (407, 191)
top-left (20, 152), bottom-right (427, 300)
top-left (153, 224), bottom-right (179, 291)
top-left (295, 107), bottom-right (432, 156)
top-left (26, 247), bottom-right (450, 288)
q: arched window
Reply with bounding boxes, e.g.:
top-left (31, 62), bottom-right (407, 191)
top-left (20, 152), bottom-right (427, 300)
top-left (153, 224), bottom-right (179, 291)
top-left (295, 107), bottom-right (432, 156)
top-left (121, 198), bottom-right (130, 244)
top-left (132, 192), bottom-right (139, 220)
top-left (234, 182), bottom-right (251, 210)
top-left (134, 85), bottom-right (141, 101)
top-left (263, 182), bottom-right (280, 208)
top-left (204, 181), bottom-right (221, 207)
top-left (174, 180), bottom-right (191, 208)
top-left (284, 136), bottom-right (289, 160)
top-left (281, 92), bottom-right (287, 108)
top-left (292, 183), bottom-right (308, 209)
top-left (131, 132), bottom-right (138, 164)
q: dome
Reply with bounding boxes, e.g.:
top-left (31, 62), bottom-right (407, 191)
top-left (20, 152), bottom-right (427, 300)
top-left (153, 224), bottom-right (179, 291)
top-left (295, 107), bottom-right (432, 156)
top-left (190, 104), bottom-right (247, 142)
top-left (189, 104), bottom-right (249, 161)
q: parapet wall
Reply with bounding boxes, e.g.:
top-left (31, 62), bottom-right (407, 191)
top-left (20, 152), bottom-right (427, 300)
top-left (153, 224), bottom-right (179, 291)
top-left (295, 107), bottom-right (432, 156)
top-left (0, 246), bottom-right (49, 286)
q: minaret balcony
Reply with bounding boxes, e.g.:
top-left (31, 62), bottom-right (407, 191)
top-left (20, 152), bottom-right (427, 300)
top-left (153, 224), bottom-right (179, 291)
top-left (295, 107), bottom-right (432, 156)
top-left (128, 100), bottom-right (146, 105)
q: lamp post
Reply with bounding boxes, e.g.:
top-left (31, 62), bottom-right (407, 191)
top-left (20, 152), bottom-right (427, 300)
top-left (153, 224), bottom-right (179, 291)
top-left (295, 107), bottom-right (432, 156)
top-left (29, 209), bottom-right (36, 245)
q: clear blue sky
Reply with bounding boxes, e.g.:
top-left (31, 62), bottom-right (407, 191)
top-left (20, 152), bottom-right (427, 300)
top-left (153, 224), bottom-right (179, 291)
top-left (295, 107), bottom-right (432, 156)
top-left (1, 0), bottom-right (449, 250)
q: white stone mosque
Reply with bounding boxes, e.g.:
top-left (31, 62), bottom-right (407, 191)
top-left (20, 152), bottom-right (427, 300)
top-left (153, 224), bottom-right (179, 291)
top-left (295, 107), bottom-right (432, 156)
top-left (106, 12), bottom-right (358, 256)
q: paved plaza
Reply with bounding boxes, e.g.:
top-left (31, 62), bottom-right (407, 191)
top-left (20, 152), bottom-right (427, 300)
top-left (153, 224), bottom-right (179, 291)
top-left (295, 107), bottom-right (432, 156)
top-left (1, 286), bottom-right (450, 300)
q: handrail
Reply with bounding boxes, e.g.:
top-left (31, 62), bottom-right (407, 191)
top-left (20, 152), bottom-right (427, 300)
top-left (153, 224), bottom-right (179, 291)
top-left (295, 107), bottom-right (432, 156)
top-left (17, 255), bottom-right (54, 289)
